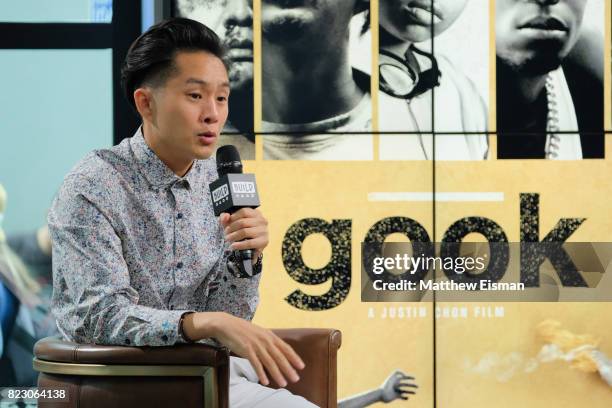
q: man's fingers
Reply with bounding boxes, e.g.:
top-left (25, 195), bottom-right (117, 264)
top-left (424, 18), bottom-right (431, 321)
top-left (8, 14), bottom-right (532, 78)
top-left (257, 346), bottom-right (287, 387)
top-left (247, 350), bottom-right (269, 386)
top-left (226, 225), bottom-right (267, 243)
top-left (224, 217), bottom-right (260, 235)
top-left (230, 236), bottom-right (267, 251)
top-left (219, 213), bottom-right (231, 227)
top-left (229, 207), bottom-right (258, 222)
top-left (267, 340), bottom-right (300, 383)
top-left (276, 338), bottom-right (305, 370)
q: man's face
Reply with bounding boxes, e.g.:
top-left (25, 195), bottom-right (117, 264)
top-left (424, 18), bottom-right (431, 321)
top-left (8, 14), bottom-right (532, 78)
top-left (496, 0), bottom-right (586, 74)
top-left (149, 51), bottom-right (229, 161)
top-left (261, 0), bottom-right (359, 45)
top-left (178, 0), bottom-right (253, 91)
top-left (380, 0), bottom-right (468, 43)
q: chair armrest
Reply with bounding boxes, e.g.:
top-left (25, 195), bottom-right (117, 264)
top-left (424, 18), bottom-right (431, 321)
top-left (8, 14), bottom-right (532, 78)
top-left (34, 337), bottom-right (232, 408)
top-left (33, 336), bottom-right (229, 367)
top-left (272, 328), bottom-right (342, 408)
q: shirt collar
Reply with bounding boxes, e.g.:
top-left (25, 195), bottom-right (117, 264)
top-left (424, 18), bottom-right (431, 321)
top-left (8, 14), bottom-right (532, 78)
top-left (130, 127), bottom-right (202, 190)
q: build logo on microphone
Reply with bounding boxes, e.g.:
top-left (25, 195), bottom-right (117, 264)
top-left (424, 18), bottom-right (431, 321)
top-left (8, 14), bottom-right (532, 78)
top-left (212, 184), bottom-right (229, 204)
top-left (232, 181), bottom-right (256, 197)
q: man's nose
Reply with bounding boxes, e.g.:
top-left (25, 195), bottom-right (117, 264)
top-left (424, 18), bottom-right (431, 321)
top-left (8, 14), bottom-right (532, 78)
top-left (201, 98), bottom-right (220, 124)
top-left (224, 0), bottom-right (252, 28)
top-left (534, 0), bottom-right (560, 6)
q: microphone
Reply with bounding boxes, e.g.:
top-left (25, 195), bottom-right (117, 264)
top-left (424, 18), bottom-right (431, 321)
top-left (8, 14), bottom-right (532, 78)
top-left (210, 145), bottom-right (261, 277)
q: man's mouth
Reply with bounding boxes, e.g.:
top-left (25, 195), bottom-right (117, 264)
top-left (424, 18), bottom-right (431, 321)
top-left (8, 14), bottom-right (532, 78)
top-left (225, 38), bottom-right (253, 62)
top-left (518, 15), bottom-right (568, 32)
top-left (197, 132), bottom-right (217, 146)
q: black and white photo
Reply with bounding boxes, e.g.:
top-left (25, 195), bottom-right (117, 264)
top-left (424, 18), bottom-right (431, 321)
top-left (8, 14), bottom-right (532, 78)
top-left (378, 0), bottom-right (489, 160)
top-left (496, 0), bottom-right (604, 159)
top-left (261, 0), bottom-right (373, 160)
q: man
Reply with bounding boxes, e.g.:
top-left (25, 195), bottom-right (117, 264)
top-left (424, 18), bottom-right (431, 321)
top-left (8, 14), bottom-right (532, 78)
top-left (496, 0), bottom-right (603, 159)
top-left (48, 18), bottom-right (314, 407)
top-left (261, 0), bottom-right (372, 160)
top-left (175, 0), bottom-right (255, 158)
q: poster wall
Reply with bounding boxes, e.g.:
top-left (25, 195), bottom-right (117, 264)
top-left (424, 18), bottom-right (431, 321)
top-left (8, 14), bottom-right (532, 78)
top-left (175, 1), bottom-right (612, 407)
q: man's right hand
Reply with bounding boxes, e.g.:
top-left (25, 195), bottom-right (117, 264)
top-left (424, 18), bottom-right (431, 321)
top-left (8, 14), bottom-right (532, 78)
top-left (182, 311), bottom-right (305, 387)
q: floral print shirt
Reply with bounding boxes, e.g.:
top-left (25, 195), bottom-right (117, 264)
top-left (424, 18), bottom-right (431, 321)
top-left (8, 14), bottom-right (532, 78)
top-left (48, 128), bottom-right (260, 346)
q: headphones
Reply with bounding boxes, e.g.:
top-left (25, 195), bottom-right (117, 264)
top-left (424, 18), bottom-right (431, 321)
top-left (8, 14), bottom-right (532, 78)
top-left (379, 45), bottom-right (441, 100)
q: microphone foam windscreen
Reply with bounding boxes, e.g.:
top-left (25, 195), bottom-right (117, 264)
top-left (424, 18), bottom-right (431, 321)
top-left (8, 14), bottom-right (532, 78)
top-left (216, 145), bottom-right (243, 176)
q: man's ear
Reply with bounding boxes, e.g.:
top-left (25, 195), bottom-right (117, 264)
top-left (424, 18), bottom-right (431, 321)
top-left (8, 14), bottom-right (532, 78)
top-left (354, 0), bottom-right (369, 15)
top-left (134, 87), bottom-right (156, 123)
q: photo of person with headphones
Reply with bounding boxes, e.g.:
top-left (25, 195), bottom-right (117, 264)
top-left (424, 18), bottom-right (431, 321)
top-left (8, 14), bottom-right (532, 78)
top-left (378, 0), bottom-right (490, 160)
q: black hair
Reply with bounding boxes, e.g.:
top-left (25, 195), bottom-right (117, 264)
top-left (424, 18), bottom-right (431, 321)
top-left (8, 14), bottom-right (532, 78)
top-left (121, 17), bottom-right (227, 112)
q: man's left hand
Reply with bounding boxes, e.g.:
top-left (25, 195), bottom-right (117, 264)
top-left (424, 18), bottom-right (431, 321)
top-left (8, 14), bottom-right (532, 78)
top-left (220, 208), bottom-right (269, 264)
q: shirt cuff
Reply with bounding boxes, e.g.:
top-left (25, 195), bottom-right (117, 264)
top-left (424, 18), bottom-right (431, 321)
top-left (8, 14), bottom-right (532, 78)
top-left (123, 308), bottom-right (195, 346)
top-left (176, 311), bottom-right (196, 343)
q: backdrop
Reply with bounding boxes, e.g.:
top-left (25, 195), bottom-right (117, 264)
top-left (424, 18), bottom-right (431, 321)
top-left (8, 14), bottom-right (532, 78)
top-left (174, 1), bottom-right (612, 406)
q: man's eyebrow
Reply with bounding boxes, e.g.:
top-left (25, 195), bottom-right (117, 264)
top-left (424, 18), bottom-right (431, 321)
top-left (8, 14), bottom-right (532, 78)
top-left (185, 78), bottom-right (230, 88)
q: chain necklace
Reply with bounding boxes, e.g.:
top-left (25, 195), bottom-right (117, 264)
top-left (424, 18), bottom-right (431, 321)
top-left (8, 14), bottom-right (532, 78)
top-left (544, 74), bottom-right (560, 159)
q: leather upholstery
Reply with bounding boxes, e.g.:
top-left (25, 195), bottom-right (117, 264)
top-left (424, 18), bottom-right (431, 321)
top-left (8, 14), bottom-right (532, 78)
top-left (34, 337), bottom-right (228, 366)
top-left (272, 329), bottom-right (342, 408)
top-left (35, 339), bottom-right (228, 408)
top-left (34, 328), bottom-right (341, 408)
top-left (38, 373), bottom-right (206, 408)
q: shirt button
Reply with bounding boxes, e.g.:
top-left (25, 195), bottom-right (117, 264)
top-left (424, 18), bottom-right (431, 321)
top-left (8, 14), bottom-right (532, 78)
top-left (177, 213), bottom-right (183, 219)
top-left (177, 262), bottom-right (183, 269)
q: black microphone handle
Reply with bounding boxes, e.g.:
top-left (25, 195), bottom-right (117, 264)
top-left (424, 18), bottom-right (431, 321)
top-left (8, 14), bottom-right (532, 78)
top-left (239, 248), bottom-right (253, 276)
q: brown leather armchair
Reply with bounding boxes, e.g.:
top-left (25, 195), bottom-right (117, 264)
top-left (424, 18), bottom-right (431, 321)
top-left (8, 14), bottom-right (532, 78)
top-left (33, 328), bottom-right (341, 408)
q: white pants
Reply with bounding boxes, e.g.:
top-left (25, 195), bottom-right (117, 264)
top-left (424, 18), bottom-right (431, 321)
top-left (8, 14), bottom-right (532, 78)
top-left (229, 357), bottom-right (319, 408)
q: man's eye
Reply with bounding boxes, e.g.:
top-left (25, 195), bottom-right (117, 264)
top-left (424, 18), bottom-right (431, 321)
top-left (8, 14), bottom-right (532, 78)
top-left (217, 96), bottom-right (228, 102)
top-left (189, 93), bottom-right (202, 99)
